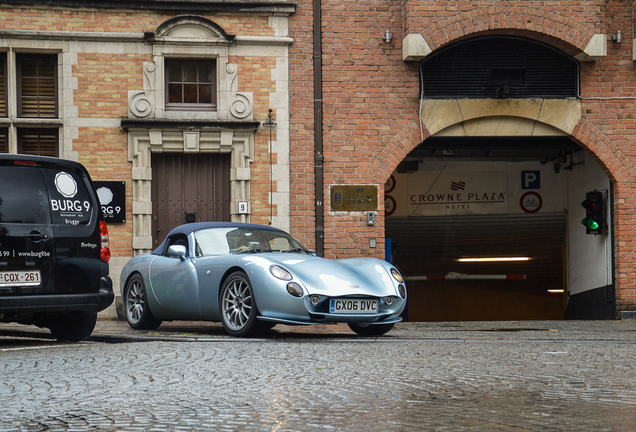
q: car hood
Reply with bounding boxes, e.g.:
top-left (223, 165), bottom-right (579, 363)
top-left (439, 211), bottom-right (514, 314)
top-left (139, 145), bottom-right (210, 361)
top-left (268, 254), bottom-right (398, 296)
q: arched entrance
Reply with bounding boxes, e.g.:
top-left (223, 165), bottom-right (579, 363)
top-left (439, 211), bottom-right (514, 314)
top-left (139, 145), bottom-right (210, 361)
top-left (384, 36), bottom-right (614, 321)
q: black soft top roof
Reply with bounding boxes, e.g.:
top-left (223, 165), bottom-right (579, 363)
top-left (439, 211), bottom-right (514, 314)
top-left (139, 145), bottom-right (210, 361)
top-left (152, 222), bottom-right (285, 255)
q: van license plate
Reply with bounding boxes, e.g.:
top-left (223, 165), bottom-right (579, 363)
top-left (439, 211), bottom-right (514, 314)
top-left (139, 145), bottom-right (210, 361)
top-left (329, 299), bottom-right (378, 314)
top-left (0, 270), bottom-right (42, 287)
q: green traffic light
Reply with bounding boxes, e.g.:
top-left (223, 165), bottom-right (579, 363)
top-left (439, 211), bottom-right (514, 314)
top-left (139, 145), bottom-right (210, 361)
top-left (581, 217), bottom-right (600, 230)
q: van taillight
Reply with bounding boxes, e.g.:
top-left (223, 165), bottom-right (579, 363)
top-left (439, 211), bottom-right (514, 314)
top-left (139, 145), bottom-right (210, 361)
top-left (100, 221), bottom-right (111, 262)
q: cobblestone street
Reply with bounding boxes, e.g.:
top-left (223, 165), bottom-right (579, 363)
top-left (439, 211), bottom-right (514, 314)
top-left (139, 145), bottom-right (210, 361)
top-left (1, 320), bottom-right (635, 431)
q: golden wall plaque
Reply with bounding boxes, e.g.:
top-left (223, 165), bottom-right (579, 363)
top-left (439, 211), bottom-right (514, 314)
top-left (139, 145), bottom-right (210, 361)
top-left (330, 185), bottom-right (378, 211)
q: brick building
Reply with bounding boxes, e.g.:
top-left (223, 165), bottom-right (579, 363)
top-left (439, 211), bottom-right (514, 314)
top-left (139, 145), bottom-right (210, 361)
top-left (1, 0), bottom-right (635, 321)
top-left (0, 0), bottom-right (295, 318)
top-left (289, 0), bottom-right (636, 320)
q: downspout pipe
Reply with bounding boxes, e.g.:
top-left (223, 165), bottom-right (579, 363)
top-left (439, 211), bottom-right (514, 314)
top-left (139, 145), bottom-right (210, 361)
top-left (313, 0), bottom-right (324, 256)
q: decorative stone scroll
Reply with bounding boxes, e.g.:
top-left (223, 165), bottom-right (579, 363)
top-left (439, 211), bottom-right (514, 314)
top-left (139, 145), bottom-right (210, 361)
top-left (128, 62), bottom-right (156, 118)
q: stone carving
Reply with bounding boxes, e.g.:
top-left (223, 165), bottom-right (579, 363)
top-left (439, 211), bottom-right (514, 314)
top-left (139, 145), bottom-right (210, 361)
top-left (128, 62), bottom-right (156, 118)
top-left (129, 91), bottom-right (154, 118)
top-left (230, 93), bottom-right (252, 119)
top-left (226, 63), bottom-right (253, 120)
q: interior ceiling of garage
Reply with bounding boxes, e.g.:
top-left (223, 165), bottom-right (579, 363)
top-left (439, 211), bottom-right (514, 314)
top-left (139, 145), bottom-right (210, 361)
top-left (405, 136), bottom-right (583, 163)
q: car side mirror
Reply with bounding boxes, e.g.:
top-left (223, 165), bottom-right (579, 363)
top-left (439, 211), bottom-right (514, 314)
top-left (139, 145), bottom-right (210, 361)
top-left (168, 245), bottom-right (187, 261)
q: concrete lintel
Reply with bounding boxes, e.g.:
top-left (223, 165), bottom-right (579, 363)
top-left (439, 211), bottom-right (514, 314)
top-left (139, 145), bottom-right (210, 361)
top-left (575, 34), bottom-right (607, 61)
top-left (537, 99), bottom-right (582, 135)
top-left (402, 33), bottom-right (431, 62)
top-left (421, 99), bottom-right (582, 137)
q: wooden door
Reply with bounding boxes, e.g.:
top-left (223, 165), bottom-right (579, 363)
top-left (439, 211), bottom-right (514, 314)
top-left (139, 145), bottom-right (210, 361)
top-left (151, 153), bottom-right (231, 248)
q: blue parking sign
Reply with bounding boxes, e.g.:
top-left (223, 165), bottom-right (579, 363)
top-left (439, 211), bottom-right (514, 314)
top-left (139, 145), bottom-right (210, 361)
top-left (521, 171), bottom-right (540, 189)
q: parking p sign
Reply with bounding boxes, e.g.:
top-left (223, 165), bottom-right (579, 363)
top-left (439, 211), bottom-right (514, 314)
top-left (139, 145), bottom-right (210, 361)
top-left (521, 171), bottom-right (540, 190)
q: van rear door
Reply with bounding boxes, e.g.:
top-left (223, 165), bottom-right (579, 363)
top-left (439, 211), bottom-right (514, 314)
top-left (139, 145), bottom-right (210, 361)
top-left (41, 163), bottom-right (103, 294)
top-left (0, 159), bottom-right (56, 295)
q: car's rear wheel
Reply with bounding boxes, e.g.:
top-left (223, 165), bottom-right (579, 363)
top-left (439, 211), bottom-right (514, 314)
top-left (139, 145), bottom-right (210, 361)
top-left (49, 312), bottom-right (97, 342)
top-left (348, 323), bottom-right (395, 336)
top-left (124, 274), bottom-right (162, 330)
top-left (220, 271), bottom-right (259, 337)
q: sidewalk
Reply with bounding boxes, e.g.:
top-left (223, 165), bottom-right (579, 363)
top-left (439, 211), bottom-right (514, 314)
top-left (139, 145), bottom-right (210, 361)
top-left (1, 317), bottom-right (636, 342)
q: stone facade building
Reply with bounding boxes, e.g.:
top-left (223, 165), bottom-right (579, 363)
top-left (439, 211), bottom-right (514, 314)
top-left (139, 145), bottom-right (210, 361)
top-left (0, 0), bottom-right (294, 317)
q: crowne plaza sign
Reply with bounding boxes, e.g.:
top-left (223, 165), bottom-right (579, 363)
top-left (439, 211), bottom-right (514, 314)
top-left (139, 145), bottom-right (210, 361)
top-left (408, 172), bottom-right (508, 216)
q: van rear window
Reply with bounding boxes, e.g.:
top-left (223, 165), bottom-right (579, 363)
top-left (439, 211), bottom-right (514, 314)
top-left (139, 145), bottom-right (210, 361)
top-left (0, 166), bottom-right (50, 224)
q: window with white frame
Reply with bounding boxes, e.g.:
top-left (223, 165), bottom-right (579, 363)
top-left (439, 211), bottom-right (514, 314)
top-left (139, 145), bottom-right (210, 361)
top-left (165, 58), bottom-right (217, 111)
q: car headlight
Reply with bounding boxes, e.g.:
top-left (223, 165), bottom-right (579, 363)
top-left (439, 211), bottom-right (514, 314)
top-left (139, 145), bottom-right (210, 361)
top-left (270, 265), bottom-right (293, 281)
top-left (390, 267), bottom-right (404, 283)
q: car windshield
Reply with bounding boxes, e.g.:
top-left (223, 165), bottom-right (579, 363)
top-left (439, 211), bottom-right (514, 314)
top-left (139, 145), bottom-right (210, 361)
top-left (194, 227), bottom-right (311, 256)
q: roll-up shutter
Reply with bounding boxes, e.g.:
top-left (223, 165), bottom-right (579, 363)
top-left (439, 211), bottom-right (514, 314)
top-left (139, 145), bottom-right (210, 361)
top-left (420, 36), bottom-right (578, 99)
top-left (387, 213), bottom-right (567, 321)
top-left (387, 213), bottom-right (565, 281)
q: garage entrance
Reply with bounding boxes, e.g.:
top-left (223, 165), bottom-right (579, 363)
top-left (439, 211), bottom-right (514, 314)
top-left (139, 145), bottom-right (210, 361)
top-left (385, 137), bottom-right (614, 321)
top-left (386, 35), bottom-right (614, 321)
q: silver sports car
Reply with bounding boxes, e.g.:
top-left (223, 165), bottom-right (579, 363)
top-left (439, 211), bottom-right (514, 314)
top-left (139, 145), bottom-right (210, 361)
top-left (120, 222), bottom-right (407, 337)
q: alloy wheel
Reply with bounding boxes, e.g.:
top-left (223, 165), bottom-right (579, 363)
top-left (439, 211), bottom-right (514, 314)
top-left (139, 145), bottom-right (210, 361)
top-left (222, 277), bottom-right (253, 331)
top-left (126, 278), bottom-right (146, 326)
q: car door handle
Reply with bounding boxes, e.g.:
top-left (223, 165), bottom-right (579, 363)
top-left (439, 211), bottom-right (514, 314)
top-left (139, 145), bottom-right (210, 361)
top-left (25, 232), bottom-right (48, 242)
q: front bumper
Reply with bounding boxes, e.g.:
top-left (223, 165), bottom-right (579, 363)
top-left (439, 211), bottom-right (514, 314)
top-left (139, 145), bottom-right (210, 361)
top-left (258, 315), bottom-right (403, 326)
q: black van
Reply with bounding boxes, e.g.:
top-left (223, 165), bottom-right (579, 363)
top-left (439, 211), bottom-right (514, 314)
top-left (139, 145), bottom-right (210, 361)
top-left (0, 154), bottom-right (113, 341)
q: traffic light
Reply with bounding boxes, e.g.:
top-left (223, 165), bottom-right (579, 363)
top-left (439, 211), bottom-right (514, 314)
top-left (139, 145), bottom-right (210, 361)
top-left (581, 191), bottom-right (605, 235)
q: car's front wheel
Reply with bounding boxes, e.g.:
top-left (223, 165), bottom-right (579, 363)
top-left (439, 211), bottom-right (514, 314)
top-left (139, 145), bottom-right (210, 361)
top-left (124, 274), bottom-right (162, 330)
top-left (348, 323), bottom-right (395, 336)
top-left (220, 271), bottom-right (259, 337)
top-left (49, 312), bottom-right (97, 342)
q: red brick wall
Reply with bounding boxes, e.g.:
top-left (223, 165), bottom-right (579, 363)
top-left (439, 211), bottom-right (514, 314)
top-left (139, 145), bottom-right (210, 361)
top-left (289, 0), bottom-right (420, 255)
top-left (289, 0), bottom-right (317, 249)
top-left (289, 1), bottom-right (636, 312)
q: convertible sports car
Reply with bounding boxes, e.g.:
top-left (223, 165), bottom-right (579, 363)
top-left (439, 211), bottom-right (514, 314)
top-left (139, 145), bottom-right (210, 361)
top-left (120, 222), bottom-right (407, 337)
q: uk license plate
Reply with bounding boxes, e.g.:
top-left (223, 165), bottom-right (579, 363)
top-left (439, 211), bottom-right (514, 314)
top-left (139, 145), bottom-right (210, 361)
top-left (329, 298), bottom-right (378, 314)
top-left (0, 270), bottom-right (42, 287)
